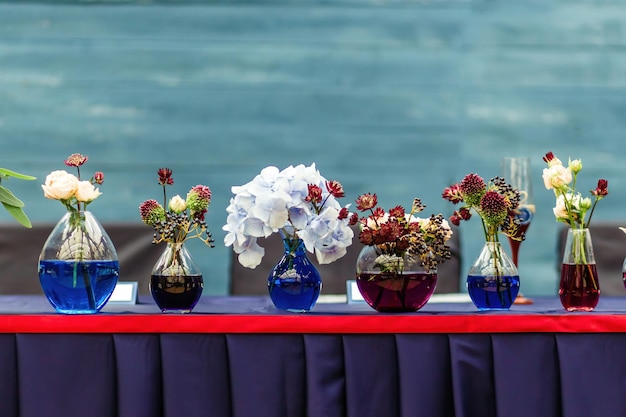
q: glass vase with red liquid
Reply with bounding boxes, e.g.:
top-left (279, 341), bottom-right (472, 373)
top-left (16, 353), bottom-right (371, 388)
top-left (559, 228), bottom-right (600, 312)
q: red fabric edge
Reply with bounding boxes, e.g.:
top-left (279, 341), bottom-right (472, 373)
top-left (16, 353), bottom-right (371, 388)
top-left (1, 314), bottom-right (626, 334)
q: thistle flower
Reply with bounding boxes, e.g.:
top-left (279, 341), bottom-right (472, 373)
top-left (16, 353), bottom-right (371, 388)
top-left (480, 191), bottom-right (508, 228)
top-left (139, 199), bottom-right (165, 226)
top-left (186, 184), bottom-right (212, 213)
top-left (443, 174), bottom-right (523, 243)
top-left (140, 168), bottom-right (214, 248)
top-left (459, 173), bottom-right (486, 207)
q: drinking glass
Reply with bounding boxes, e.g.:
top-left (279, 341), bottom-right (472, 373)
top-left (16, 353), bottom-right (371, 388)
top-left (501, 157), bottom-right (535, 304)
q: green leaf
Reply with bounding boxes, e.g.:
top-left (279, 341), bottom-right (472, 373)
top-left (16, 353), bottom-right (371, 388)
top-left (0, 168), bottom-right (36, 180)
top-left (0, 186), bottom-right (24, 207)
top-left (2, 203), bottom-right (32, 228)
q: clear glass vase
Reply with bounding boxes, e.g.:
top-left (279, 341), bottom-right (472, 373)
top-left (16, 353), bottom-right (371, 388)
top-left (467, 241), bottom-right (519, 310)
top-left (38, 211), bottom-right (120, 314)
top-left (560, 228), bottom-right (599, 312)
top-left (267, 238), bottom-right (321, 313)
top-left (150, 242), bottom-right (203, 313)
top-left (355, 245), bottom-right (437, 312)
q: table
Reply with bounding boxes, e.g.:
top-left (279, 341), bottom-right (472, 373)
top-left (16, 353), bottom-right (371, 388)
top-left (1, 295), bottom-right (626, 417)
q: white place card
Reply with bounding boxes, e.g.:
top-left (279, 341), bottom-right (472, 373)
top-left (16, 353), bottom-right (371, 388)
top-left (108, 281), bottom-right (138, 304)
top-left (346, 280), bottom-right (365, 304)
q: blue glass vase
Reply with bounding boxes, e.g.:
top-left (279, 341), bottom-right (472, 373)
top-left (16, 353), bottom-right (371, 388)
top-left (268, 238), bottom-right (321, 313)
top-left (467, 241), bottom-right (519, 310)
top-left (38, 211), bottom-right (120, 314)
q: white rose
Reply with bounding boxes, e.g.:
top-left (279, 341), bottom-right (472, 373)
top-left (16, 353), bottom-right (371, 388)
top-left (169, 195), bottom-right (187, 213)
top-left (542, 165), bottom-right (572, 190)
top-left (75, 180), bottom-right (102, 202)
top-left (553, 195), bottom-right (569, 220)
top-left (41, 170), bottom-right (79, 200)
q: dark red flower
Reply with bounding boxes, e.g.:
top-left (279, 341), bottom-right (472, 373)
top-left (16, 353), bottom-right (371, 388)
top-left (349, 212), bottom-right (359, 226)
top-left (459, 207), bottom-right (472, 220)
top-left (356, 193), bottom-right (377, 211)
top-left (442, 183), bottom-right (464, 204)
top-left (592, 179), bottom-right (609, 197)
top-left (388, 205), bottom-right (405, 218)
top-left (338, 207), bottom-right (350, 220)
top-left (542, 151), bottom-right (555, 164)
top-left (158, 168), bottom-right (174, 186)
top-left (305, 184), bottom-right (323, 204)
top-left (325, 180), bottom-right (345, 198)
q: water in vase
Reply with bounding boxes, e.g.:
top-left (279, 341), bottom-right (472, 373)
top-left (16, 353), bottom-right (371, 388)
top-left (38, 259), bottom-right (120, 314)
top-left (467, 274), bottom-right (520, 310)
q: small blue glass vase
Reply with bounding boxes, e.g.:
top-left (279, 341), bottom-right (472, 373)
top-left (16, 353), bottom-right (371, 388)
top-left (467, 241), bottom-right (519, 310)
top-left (38, 211), bottom-right (120, 314)
top-left (268, 238), bottom-right (321, 313)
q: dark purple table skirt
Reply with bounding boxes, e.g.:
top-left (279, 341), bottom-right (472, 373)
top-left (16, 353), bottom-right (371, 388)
top-left (1, 296), bottom-right (626, 417)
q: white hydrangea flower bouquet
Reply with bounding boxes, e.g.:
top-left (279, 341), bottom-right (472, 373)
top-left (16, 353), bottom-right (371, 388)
top-left (223, 163), bottom-right (358, 268)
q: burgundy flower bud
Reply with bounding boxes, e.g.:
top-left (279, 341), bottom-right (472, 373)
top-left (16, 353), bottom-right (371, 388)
top-left (592, 179), bottom-right (608, 197)
top-left (93, 171), bottom-right (104, 185)
top-left (158, 168), bottom-right (174, 186)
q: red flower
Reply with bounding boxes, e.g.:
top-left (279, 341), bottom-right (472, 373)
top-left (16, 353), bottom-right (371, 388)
top-left (349, 212), bottom-right (359, 226)
top-left (388, 205), bottom-right (405, 218)
top-left (325, 180), bottom-right (345, 198)
top-left (592, 179), bottom-right (609, 197)
top-left (305, 184), bottom-right (323, 204)
top-left (542, 151), bottom-right (555, 164)
top-left (356, 193), bottom-right (377, 211)
top-left (64, 153), bottom-right (88, 167)
top-left (158, 168), bottom-right (174, 186)
top-left (442, 183), bottom-right (464, 204)
top-left (459, 207), bottom-right (471, 220)
top-left (338, 207), bottom-right (350, 220)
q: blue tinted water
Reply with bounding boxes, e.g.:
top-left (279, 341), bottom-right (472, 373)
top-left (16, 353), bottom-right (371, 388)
top-left (467, 274), bottom-right (520, 311)
top-left (38, 260), bottom-right (120, 314)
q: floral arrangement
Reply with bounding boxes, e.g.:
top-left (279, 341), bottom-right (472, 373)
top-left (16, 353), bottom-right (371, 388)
top-left (0, 167), bottom-right (36, 227)
top-left (223, 164), bottom-right (357, 268)
top-left (42, 153), bottom-right (104, 215)
top-left (442, 173), bottom-right (523, 243)
top-left (139, 168), bottom-right (214, 247)
top-left (354, 193), bottom-right (452, 273)
top-left (541, 151), bottom-right (608, 230)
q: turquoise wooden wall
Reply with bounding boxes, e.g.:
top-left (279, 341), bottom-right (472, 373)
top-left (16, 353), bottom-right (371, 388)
top-left (1, 0), bottom-right (625, 295)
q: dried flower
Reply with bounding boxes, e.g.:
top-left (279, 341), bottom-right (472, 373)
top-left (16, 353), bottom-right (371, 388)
top-left (64, 153), bottom-right (88, 167)
top-left (443, 173), bottom-right (523, 243)
top-left (355, 195), bottom-right (452, 273)
top-left (139, 168), bottom-right (214, 247)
